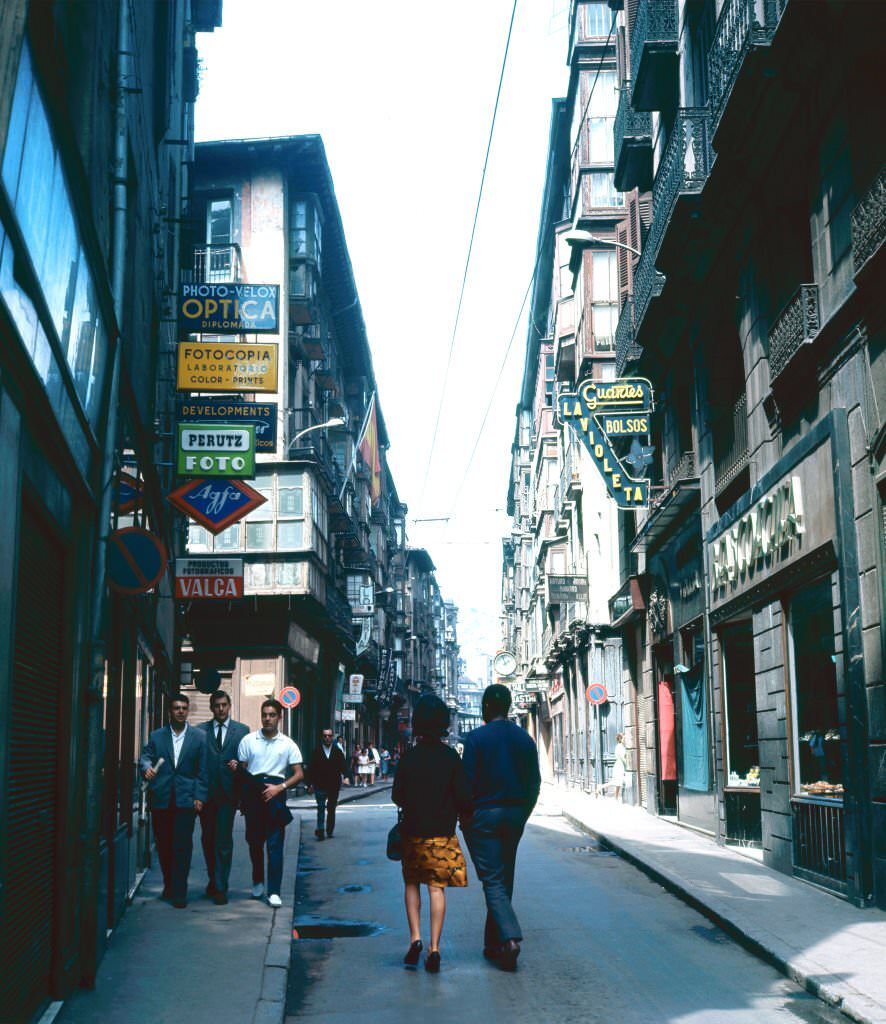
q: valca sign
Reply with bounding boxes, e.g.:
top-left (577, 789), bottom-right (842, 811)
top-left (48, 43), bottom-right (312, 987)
top-left (178, 283), bottom-right (279, 333)
top-left (175, 558), bottom-right (244, 599)
top-left (558, 379), bottom-right (654, 508)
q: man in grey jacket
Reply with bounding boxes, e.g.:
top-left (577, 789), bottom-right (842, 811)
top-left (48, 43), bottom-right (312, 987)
top-left (198, 690), bottom-right (249, 904)
top-left (140, 693), bottom-right (208, 908)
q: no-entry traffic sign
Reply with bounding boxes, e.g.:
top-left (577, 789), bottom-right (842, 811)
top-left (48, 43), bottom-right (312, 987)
top-left (586, 682), bottom-right (608, 705)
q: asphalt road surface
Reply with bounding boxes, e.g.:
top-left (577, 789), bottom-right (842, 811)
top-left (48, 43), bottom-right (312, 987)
top-left (285, 791), bottom-right (845, 1024)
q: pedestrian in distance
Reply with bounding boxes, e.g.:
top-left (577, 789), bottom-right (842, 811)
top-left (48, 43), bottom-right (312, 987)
top-left (197, 689), bottom-right (249, 904)
top-left (366, 740), bottom-right (380, 784)
top-left (139, 693), bottom-right (208, 909)
top-left (306, 727), bottom-right (347, 840)
top-left (350, 744), bottom-right (361, 787)
top-left (462, 683), bottom-right (540, 972)
top-left (237, 699), bottom-right (303, 908)
top-left (597, 732), bottom-right (628, 800)
top-left (379, 746), bottom-right (391, 779)
top-left (392, 694), bottom-right (473, 974)
top-left (357, 746), bottom-right (371, 787)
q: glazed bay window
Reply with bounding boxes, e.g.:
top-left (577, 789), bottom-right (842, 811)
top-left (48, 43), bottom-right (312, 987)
top-left (245, 474), bottom-right (274, 551)
top-left (215, 524), bottom-right (241, 551)
top-left (277, 475), bottom-right (306, 550)
top-left (586, 70), bottom-right (617, 164)
top-left (588, 172), bottom-right (624, 208)
top-left (789, 578), bottom-right (843, 798)
top-left (584, 0), bottom-right (612, 37)
top-left (591, 250), bottom-right (618, 350)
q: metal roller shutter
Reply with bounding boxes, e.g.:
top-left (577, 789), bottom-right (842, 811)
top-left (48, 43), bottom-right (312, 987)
top-left (0, 501), bottom-right (64, 1022)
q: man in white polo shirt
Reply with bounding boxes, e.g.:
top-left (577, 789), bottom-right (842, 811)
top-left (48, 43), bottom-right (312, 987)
top-left (237, 698), bottom-right (303, 908)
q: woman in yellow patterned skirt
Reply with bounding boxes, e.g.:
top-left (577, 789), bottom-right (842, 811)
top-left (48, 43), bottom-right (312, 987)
top-left (392, 694), bottom-right (473, 973)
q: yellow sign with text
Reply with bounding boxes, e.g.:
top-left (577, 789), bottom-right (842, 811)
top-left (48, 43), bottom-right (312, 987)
top-left (176, 342), bottom-right (279, 394)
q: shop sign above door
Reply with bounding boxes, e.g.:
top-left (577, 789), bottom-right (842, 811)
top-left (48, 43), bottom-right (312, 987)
top-left (176, 423), bottom-right (256, 477)
top-left (558, 378), bottom-right (654, 508)
top-left (174, 557), bottom-right (244, 599)
top-left (176, 342), bottom-right (279, 393)
top-left (166, 477), bottom-right (267, 534)
top-left (178, 282), bottom-right (279, 333)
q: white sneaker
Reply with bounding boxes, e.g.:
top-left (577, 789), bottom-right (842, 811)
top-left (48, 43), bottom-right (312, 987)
top-left (267, 894), bottom-right (282, 908)
top-left (251, 883), bottom-right (265, 899)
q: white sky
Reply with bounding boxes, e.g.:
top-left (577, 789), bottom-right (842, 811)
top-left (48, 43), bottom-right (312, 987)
top-left (196, 0), bottom-right (570, 680)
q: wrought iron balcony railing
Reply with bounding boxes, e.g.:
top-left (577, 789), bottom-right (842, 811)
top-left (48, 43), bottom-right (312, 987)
top-left (714, 393), bottom-right (749, 493)
top-left (768, 283), bottom-right (820, 383)
top-left (851, 165), bottom-right (885, 277)
top-left (614, 82), bottom-right (653, 192)
top-left (630, 0), bottom-right (679, 111)
top-left (188, 243), bottom-right (243, 284)
top-left (708, 0), bottom-right (784, 136)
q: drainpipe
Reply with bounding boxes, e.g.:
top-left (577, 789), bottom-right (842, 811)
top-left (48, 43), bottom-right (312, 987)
top-left (81, 0), bottom-right (128, 985)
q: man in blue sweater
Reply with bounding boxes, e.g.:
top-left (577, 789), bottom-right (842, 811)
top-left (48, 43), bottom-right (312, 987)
top-left (462, 683), bottom-right (540, 971)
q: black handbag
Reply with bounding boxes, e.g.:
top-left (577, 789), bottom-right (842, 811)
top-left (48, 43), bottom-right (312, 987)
top-left (386, 809), bottom-right (404, 861)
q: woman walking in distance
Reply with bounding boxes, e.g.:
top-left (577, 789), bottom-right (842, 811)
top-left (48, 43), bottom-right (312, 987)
top-left (392, 695), bottom-right (473, 973)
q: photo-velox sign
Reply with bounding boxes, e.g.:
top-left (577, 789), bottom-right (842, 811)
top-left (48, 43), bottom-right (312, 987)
top-left (176, 423), bottom-right (256, 477)
top-left (178, 282), bottom-right (279, 333)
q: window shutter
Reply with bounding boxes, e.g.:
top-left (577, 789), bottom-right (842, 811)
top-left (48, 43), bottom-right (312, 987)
top-left (638, 192), bottom-right (653, 236)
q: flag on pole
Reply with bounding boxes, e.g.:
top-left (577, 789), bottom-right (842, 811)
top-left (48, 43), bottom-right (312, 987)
top-left (357, 392), bottom-right (382, 504)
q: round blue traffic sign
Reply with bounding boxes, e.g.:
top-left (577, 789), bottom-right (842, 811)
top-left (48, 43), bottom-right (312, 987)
top-left (107, 527), bottom-right (168, 594)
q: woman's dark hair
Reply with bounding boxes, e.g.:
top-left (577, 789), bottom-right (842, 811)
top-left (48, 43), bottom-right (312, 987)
top-left (412, 694), bottom-right (450, 739)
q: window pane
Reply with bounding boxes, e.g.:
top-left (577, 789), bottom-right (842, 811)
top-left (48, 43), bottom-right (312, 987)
top-left (589, 173), bottom-right (624, 207)
top-left (216, 524), bottom-right (241, 550)
top-left (585, 2), bottom-right (611, 37)
top-left (246, 522), bottom-right (274, 550)
top-left (588, 70), bottom-right (617, 117)
top-left (188, 525), bottom-right (210, 550)
top-left (592, 251), bottom-right (617, 301)
top-left (277, 521), bottom-right (304, 549)
top-left (593, 303), bottom-right (618, 348)
top-left (279, 486), bottom-right (304, 516)
top-left (290, 263), bottom-right (306, 297)
top-left (588, 117), bottom-right (614, 164)
top-left (208, 199), bottom-right (232, 244)
top-left (277, 562), bottom-right (302, 587)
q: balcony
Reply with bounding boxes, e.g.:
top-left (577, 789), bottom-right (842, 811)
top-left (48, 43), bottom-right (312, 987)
top-left (851, 165), bottom-right (886, 280)
top-left (768, 284), bottom-right (821, 384)
top-left (616, 109), bottom-right (712, 370)
top-left (708, 0), bottom-right (785, 140)
top-left (186, 244), bottom-right (242, 284)
top-left (630, 0), bottom-right (679, 111)
top-left (614, 83), bottom-right (653, 193)
top-left (713, 393), bottom-right (749, 495)
top-left (632, 451), bottom-right (700, 553)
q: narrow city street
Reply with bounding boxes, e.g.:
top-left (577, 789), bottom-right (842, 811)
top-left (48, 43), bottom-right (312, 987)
top-left (286, 792), bottom-right (842, 1024)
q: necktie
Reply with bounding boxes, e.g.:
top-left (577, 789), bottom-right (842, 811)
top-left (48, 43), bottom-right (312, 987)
top-left (216, 723), bottom-right (223, 750)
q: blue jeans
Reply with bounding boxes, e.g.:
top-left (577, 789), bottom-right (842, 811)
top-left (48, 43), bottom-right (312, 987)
top-left (463, 806), bottom-right (529, 947)
top-left (314, 789), bottom-right (339, 835)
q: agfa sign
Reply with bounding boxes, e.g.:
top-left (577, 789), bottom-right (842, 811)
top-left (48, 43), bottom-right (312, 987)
top-left (558, 378), bottom-right (654, 508)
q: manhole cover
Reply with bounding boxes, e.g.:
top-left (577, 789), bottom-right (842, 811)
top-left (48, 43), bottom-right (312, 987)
top-left (564, 844), bottom-right (616, 855)
top-left (292, 916), bottom-right (383, 939)
top-left (337, 884), bottom-right (371, 894)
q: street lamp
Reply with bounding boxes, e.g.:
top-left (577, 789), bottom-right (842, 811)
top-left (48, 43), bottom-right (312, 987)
top-left (289, 416), bottom-right (345, 450)
top-left (563, 229), bottom-right (641, 257)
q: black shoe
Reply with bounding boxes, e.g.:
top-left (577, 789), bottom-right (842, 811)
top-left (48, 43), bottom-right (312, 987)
top-left (315, 829), bottom-right (325, 841)
top-left (213, 891), bottom-right (228, 905)
top-left (496, 939), bottom-right (520, 972)
top-left (425, 951), bottom-right (441, 974)
top-left (205, 883), bottom-right (218, 898)
top-left (482, 945), bottom-right (500, 961)
top-left (172, 899), bottom-right (187, 909)
top-left (326, 831), bottom-right (334, 838)
top-left (403, 939), bottom-right (423, 966)
top-left (159, 887), bottom-right (172, 902)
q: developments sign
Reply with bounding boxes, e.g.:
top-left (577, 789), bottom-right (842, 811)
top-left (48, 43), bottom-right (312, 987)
top-left (558, 378), bottom-right (654, 508)
top-left (178, 282), bottom-right (280, 333)
top-left (176, 398), bottom-right (278, 453)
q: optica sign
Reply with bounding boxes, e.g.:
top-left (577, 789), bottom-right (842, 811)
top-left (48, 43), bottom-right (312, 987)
top-left (178, 282), bottom-right (279, 333)
top-left (176, 423), bottom-right (256, 477)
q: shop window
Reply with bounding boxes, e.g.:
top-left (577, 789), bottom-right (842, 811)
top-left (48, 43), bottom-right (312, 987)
top-left (720, 623), bottom-right (759, 786)
top-left (789, 578), bottom-right (843, 798)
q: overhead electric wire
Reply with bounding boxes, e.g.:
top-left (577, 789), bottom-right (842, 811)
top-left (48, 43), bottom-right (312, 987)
top-left (444, 12), bottom-right (618, 520)
top-left (417, 0), bottom-right (519, 513)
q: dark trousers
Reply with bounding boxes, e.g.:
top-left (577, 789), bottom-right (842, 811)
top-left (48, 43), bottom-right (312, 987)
top-left (314, 789), bottom-right (339, 835)
top-left (199, 799), bottom-right (237, 892)
top-left (151, 806), bottom-right (197, 902)
top-left (248, 826), bottom-right (284, 895)
top-left (463, 806), bottom-right (528, 947)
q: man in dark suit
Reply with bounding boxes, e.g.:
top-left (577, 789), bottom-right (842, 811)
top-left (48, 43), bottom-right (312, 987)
top-left (198, 689), bottom-right (249, 904)
top-left (139, 693), bottom-right (208, 908)
top-left (462, 684), bottom-right (541, 972)
top-left (306, 727), bottom-right (347, 840)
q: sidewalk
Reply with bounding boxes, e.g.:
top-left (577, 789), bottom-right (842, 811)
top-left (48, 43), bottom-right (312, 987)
top-left (542, 783), bottom-right (886, 1024)
top-left (50, 781), bottom-right (390, 1024)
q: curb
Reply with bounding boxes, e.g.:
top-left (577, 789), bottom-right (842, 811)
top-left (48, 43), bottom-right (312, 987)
top-left (561, 810), bottom-right (876, 1024)
top-left (253, 815), bottom-right (301, 1024)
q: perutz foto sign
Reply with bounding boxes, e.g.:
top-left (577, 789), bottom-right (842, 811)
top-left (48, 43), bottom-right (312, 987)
top-left (178, 282), bottom-right (280, 333)
top-left (176, 398), bottom-right (278, 452)
top-left (558, 378), bottom-right (654, 509)
top-left (176, 423), bottom-right (256, 477)
top-left (176, 342), bottom-right (279, 393)
top-left (175, 558), bottom-right (244, 599)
